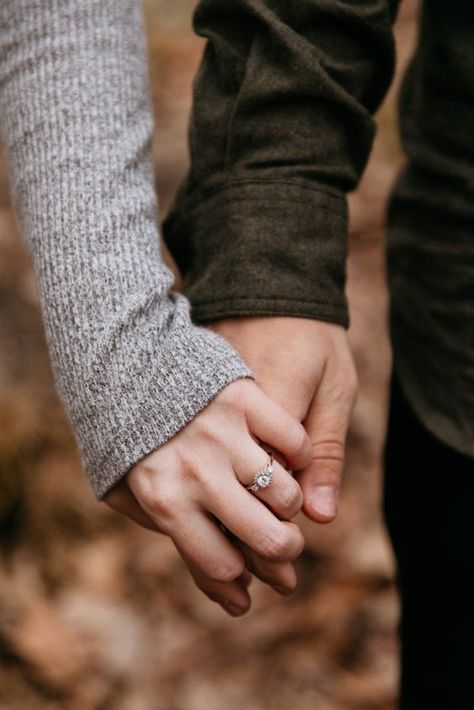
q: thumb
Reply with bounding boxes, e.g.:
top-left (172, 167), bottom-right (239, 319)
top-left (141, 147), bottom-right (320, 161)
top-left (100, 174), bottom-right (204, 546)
top-left (295, 371), bottom-right (357, 524)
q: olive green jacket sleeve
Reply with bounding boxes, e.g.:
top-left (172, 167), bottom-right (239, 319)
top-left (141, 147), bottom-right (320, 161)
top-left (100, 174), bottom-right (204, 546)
top-left (162, 0), bottom-right (400, 327)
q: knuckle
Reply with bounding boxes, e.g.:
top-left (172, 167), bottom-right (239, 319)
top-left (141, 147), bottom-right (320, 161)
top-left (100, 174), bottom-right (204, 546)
top-left (279, 478), bottom-right (303, 516)
top-left (191, 415), bottom-right (223, 445)
top-left (178, 451), bottom-right (208, 486)
top-left (180, 462), bottom-right (202, 485)
top-left (207, 559), bottom-right (244, 583)
top-left (285, 422), bottom-right (308, 456)
top-left (139, 485), bottom-right (179, 521)
top-left (314, 438), bottom-right (345, 460)
top-left (216, 380), bottom-right (249, 418)
top-left (260, 528), bottom-right (295, 562)
top-left (311, 439), bottom-right (346, 468)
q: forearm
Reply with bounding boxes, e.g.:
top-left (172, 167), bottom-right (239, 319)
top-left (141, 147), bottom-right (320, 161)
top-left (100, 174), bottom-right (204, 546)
top-left (163, 0), bottom-right (400, 326)
top-left (0, 0), bottom-right (254, 499)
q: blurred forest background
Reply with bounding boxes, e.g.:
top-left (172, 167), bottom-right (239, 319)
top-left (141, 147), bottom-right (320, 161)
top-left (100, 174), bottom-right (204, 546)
top-left (0, 2), bottom-right (419, 709)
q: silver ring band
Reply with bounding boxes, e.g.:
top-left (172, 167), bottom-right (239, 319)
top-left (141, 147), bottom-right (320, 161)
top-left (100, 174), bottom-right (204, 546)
top-left (246, 451), bottom-right (274, 492)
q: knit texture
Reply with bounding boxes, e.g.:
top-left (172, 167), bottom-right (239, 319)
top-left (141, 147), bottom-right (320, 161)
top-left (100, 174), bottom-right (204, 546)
top-left (0, 0), bottom-right (255, 500)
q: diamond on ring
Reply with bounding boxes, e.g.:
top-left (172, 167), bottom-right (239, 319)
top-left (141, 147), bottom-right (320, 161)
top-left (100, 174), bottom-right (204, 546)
top-left (246, 452), bottom-right (274, 492)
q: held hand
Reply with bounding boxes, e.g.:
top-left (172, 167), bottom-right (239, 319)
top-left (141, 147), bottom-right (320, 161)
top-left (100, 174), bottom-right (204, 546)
top-left (104, 378), bottom-right (312, 616)
top-left (207, 317), bottom-right (358, 523)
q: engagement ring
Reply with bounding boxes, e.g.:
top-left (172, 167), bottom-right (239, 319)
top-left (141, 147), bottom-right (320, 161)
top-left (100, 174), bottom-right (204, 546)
top-left (246, 451), bottom-right (274, 492)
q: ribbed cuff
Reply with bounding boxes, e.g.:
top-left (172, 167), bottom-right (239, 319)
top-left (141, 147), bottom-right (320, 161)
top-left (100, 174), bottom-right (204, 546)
top-left (162, 180), bottom-right (350, 328)
top-left (74, 322), bottom-right (255, 501)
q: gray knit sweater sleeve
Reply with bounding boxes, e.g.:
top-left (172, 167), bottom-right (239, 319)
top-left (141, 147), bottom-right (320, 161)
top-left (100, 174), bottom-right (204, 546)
top-left (0, 0), bottom-right (255, 500)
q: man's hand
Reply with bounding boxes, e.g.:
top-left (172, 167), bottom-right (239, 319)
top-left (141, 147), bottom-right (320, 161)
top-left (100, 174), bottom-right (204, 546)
top-left (206, 317), bottom-right (358, 523)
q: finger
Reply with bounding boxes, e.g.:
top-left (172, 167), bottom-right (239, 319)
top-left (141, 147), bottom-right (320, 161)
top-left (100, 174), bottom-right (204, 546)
top-left (216, 524), bottom-right (254, 589)
top-left (223, 526), bottom-right (297, 594)
top-left (244, 385), bottom-right (312, 471)
top-left (233, 442), bottom-right (303, 520)
top-left (205, 476), bottom-right (305, 562)
top-left (242, 547), bottom-right (298, 595)
top-left (179, 548), bottom-right (251, 617)
top-left (138, 488), bottom-right (248, 585)
top-left (104, 482), bottom-right (161, 531)
top-left (295, 364), bottom-right (358, 524)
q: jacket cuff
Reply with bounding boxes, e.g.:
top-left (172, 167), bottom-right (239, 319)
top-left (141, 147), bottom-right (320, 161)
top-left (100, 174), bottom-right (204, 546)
top-left (73, 318), bottom-right (255, 501)
top-left (162, 181), bottom-right (349, 327)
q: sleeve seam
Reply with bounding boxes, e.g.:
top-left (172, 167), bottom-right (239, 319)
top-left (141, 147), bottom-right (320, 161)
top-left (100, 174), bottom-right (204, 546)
top-left (190, 294), bottom-right (346, 308)
top-left (166, 177), bottom-right (345, 218)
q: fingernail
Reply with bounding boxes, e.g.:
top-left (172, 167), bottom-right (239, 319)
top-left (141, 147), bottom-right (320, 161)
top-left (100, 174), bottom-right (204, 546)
top-left (223, 601), bottom-right (246, 616)
top-left (310, 486), bottom-right (337, 517)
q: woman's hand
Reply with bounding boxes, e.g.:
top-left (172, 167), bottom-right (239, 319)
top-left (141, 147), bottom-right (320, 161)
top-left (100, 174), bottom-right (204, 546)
top-left (104, 378), bottom-right (312, 616)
